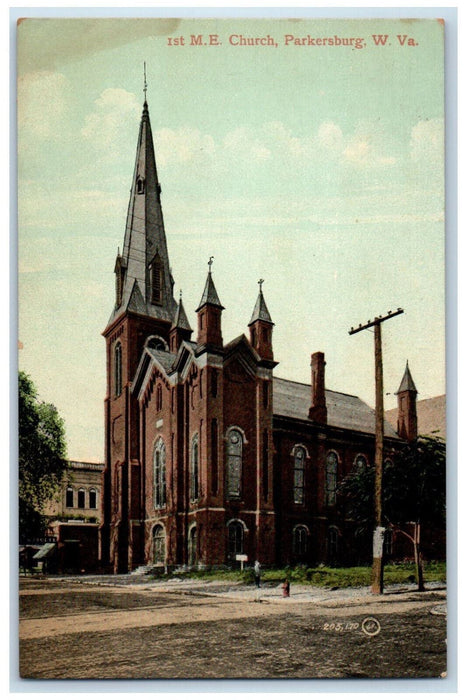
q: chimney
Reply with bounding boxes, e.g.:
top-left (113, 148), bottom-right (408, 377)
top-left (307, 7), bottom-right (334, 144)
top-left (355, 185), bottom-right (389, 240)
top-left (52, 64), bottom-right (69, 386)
top-left (308, 352), bottom-right (327, 423)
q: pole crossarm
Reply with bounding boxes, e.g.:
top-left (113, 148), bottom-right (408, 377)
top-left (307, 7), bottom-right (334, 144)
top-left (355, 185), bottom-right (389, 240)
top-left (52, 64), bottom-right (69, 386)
top-left (349, 308), bottom-right (404, 335)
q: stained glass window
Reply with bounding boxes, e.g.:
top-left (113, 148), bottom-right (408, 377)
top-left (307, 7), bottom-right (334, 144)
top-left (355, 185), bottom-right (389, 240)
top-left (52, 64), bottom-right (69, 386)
top-left (325, 452), bottom-right (338, 506)
top-left (226, 430), bottom-right (242, 498)
top-left (293, 446), bottom-right (306, 504)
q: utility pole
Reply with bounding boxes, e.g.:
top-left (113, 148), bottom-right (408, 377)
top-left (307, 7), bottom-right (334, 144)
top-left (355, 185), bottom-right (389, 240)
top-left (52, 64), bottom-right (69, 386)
top-left (349, 308), bottom-right (404, 594)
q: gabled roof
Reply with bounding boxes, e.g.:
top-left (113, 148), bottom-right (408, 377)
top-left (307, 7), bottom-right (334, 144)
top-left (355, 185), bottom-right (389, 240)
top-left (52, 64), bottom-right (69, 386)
top-left (196, 272), bottom-right (224, 311)
top-left (224, 333), bottom-right (260, 360)
top-left (132, 345), bottom-right (178, 399)
top-left (146, 347), bottom-right (178, 374)
top-left (249, 289), bottom-right (273, 325)
top-left (396, 361), bottom-right (418, 394)
top-left (273, 376), bottom-right (399, 438)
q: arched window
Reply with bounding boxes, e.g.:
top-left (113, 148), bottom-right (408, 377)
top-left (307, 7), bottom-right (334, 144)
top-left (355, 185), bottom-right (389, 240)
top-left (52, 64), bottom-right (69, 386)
top-left (66, 487), bottom-right (74, 508)
top-left (89, 488), bottom-right (97, 510)
top-left (328, 526), bottom-right (339, 559)
top-left (355, 454), bottom-right (368, 470)
top-left (293, 446), bottom-right (306, 505)
top-left (152, 525), bottom-right (165, 564)
top-left (293, 525), bottom-right (308, 557)
top-left (151, 254), bottom-right (163, 305)
top-left (77, 488), bottom-right (85, 509)
top-left (190, 434), bottom-right (199, 501)
top-left (146, 336), bottom-right (167, 352)
top-left (226, 429), bottom-right (243, 499)
top-left (114, 342), bottom-right (122, 397)
top-left (325, 451), bottom-right (338, 506)
top-left (188, 526), bottom-right (197, 567)
top-left (227, 520), bottom-right (244, 558)
top-left (153, 439), bottom-right (166, 508)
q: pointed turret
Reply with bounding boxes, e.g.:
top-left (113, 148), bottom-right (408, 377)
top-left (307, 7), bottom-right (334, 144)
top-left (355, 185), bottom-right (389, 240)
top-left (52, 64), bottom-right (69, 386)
top-left (396, 361), bottom-right (418, 441)
top-left (170, 293), bottom-right (193, 352)
top-left (248, 280), bottom-right (274, 361)
top-left (397, 361), bottom-right (418, 394)
top-left (107, 99), bottom-right (177, 329)
top-left (196, 258), bottom-right (224, 351)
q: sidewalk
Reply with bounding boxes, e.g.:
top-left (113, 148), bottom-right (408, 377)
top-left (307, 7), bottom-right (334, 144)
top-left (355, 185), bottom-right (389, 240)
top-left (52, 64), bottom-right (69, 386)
top-left (44, 572), bottom-right (446, 607)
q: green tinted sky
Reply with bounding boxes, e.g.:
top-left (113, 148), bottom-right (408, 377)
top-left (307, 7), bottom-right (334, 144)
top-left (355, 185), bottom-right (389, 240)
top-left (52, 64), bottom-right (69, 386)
top-left (18, 17), bottom-right (445, 461)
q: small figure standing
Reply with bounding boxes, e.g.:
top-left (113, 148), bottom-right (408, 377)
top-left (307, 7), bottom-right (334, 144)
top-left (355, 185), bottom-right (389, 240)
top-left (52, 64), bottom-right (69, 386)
top-left (254, 560), bottom-right (261, 588)
top-left (282, 579), bottom-right (290, 597)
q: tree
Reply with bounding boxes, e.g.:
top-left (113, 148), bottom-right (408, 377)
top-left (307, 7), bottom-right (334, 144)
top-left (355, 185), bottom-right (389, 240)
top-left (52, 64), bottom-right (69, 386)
top-left (338, 436), bottom-right (446, 590)
top-left (18, 371), bottom-right (68, 541)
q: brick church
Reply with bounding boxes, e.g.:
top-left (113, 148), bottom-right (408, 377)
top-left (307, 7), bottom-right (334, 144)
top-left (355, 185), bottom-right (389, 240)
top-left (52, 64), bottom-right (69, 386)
top-left (100, 99), bottom-right (418, 574)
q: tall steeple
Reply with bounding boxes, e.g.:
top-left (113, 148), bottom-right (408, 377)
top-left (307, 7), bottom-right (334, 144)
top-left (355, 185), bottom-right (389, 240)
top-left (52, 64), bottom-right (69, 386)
top-left (108, 94), bottom-right (177, 327)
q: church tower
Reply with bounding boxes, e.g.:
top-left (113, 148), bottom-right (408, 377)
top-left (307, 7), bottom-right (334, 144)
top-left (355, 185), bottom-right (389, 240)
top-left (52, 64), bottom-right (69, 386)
top-left (396, 361), bottom-right (418, 442)
top-left (101, 97), bottom-right (177, 572)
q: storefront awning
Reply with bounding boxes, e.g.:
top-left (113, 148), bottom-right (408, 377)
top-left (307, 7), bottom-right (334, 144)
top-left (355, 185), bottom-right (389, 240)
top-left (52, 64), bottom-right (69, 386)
top-left (33, 542), bottom-right (57, 560)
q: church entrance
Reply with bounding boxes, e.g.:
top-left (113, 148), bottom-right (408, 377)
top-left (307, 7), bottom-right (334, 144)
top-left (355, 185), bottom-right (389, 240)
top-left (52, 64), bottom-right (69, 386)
top-left (152, 525), bottom-right (165, 565)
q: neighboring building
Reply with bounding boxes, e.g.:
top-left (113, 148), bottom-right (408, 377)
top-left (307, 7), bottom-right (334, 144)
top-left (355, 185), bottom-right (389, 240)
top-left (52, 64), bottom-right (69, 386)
top-left (39, 460), bottom-right (104, 573)
top-left (46, 460), bottom-right (104, 523)
top-left (100, 98), bottom-right (423, 573)
top-left (386, 394), bottom-right (446, 440)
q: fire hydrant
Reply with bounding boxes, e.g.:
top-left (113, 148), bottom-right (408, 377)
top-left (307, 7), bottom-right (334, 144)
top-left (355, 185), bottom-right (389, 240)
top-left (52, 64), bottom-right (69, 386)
top-left (282, 579), bottom-right (290, 597)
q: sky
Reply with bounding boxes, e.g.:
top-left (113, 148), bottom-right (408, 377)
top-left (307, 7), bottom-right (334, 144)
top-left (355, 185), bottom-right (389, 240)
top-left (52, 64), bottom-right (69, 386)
top-left (17, 16), bottom-right (445, 462)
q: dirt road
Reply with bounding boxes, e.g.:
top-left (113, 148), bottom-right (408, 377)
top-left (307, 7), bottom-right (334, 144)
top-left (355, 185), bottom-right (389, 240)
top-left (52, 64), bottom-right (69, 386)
top-left (18, 577), bottom-right (447, 680)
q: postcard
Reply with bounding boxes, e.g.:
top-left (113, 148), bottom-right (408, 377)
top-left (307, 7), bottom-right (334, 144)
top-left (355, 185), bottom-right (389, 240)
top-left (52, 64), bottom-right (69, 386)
top-left (17, 16), bottom-right (447, 681)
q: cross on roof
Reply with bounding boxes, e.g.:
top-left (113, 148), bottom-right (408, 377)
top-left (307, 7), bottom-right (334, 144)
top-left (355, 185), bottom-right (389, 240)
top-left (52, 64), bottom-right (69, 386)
top-left (208, 256), bottom-right (214, 272)
top-left (258, 278), bottom-right (264, 292)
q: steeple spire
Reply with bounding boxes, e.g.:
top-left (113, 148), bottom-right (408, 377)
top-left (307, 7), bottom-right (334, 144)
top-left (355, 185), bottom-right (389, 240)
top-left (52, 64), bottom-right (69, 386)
top-left (196, 257), bottom-right (224, 311)
top-left (248, 279), bottom-right (274, 360)
top-left (249, 278), bottom-right (273, 326)
top-left (173, 291), bottom-right (192, 332)
top-left (196, 258), bottom-right (224, 350)
top-left (170, 290), bottom-right (193, 352)
top-left (396, 361), bottom-right (418, 394)
top-left (108, 97), bottom-right (177, 327)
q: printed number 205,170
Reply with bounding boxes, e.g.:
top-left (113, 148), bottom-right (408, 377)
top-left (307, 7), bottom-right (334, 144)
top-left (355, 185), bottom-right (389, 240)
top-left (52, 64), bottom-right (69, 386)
top-left (323, 622), bottom-right (359, 632)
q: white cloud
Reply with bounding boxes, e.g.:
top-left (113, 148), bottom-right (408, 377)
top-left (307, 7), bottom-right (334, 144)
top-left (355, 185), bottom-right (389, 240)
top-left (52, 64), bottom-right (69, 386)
top-left (81, 88), bottom-right (141, 153)
top-left (154, 119), bottom-right (399, 173)
top-left (317, 122), bottom-right (344, 153)
top-left (18, 71), bottom-right (68, 141)
top-left (223, 126), bottom-right (272, 162)
top-left (342, 127), bottom-right (396, 168)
